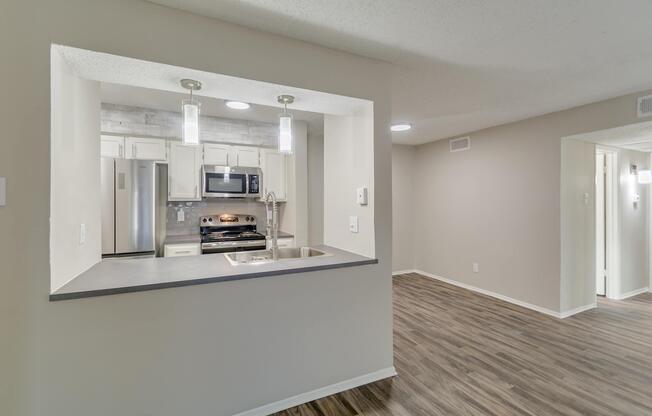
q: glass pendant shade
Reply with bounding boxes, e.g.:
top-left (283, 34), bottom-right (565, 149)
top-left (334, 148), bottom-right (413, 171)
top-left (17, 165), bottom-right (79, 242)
top-left (182, 98), bottom-right (200, 145)
top-left (278, 113), bottom-right (293, 154)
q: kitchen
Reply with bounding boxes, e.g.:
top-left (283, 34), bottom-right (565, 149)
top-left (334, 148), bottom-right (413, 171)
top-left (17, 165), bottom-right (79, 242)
top-left (49, 44), bottom-right (377, 300)
top-left (99, 82), bottom-right (315, 262)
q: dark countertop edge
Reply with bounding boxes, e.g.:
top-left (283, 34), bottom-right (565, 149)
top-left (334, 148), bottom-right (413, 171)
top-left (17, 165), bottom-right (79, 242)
top-left (49, 258), bottom-right (379, 302)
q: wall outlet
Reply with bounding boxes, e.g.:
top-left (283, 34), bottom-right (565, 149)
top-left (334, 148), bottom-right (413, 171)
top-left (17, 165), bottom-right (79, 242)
top-left (79, 223), bottom-right (86, 245)
top-left (472, 262), bottom-right (479, 273)
top-left (349, 216), bottom-right (359, 233)
top-left (177, 208), bottom-right (185, 222)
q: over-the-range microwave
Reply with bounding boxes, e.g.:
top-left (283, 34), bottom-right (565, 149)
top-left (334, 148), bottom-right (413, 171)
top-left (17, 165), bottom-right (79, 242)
top-left (202, 165), bottom-right (261, 198)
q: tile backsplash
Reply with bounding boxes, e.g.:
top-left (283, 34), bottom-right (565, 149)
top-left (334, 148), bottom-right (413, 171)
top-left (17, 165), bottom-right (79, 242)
top-left (166, 199), bottom-right (275, 236)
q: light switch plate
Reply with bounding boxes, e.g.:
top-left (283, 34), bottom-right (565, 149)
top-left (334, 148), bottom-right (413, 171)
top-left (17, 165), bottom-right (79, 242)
top-left (79, 223), bottom-right (86, 245)
top-left (349, 216), bottom-right (359, 233)
top-left (472, 262), bottom-right (479, 273)
top-left (356, 187), bottom-right (368, 205)
top-left (0, 177), bottom-right (5, 206)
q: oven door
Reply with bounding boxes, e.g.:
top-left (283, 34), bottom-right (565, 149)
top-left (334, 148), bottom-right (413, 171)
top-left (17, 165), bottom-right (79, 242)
top-left (203, 170), bottom-right (248, 198)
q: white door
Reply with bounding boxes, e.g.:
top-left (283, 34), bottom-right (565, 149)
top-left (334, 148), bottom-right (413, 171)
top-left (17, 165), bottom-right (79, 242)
top-left (168, 142), bottom-right (202, 201)
top-left (234, 146), bottom-right (260, 167)
top-left (203, 143), bottom-right (231, 166)
top-left (260, 149), bottom-right (287, 201)
top-left (125, 137), bottom-right (167, 161)
top-left (596, 152), bottom-right (606, 296)
top-left (100, 135), bottom-right (125, 158)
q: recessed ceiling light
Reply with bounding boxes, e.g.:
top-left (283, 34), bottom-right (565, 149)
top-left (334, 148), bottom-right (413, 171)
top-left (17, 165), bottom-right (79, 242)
top-left (225, 100), bottom-right (250, 110)
top-left (391, 123), bottom-right (412, 132)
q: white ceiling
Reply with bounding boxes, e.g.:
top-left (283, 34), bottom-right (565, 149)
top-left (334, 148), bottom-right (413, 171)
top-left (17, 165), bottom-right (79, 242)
top-left (101, 82), bottom-right (324, 133)
top-left (55, 45), bottom-right (370, 117)
top-left (567, 121), bottom-right (652, 152)
top-left (149, 0), bottom-right (652, 145)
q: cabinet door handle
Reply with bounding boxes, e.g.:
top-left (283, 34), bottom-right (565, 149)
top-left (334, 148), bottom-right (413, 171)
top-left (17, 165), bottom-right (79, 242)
top-left (194, 185), bottom-right (198, 197)
top-left (133, 145), bottom-right (137, 158)
top-left (119, 144), bottom-right (123, 158)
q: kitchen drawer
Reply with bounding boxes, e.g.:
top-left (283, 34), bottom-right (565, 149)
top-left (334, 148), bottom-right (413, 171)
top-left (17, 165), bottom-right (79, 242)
top-left (164, 243), bottom-right (201, 257)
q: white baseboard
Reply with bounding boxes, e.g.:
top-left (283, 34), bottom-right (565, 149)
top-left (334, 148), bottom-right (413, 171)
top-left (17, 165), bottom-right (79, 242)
top-left (232, 367), bottom-right (397, 416)
top-left (615, 286), bottom-right (649, 300)
top-left (559, 303), bottom-right (597, 318)
top-left (392, 269), bottom-right (417, 276)
top-left (411, 269), bottom-right (566, 318)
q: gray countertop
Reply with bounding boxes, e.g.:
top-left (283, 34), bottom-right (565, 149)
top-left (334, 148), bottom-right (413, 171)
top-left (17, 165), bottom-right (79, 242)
top-left (261, 230), bottom-right (294, 239)
top-left (50, 245), bottom-right (377, 301)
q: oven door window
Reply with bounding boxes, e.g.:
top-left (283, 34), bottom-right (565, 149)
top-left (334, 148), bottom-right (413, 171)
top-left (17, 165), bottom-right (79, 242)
top-left (205, 173), bottom-right (247, 194)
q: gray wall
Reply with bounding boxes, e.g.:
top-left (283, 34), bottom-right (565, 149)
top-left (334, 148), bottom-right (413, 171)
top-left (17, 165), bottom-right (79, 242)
top-left (394, 89), bottom-right (652, 314)
top-left (0, 1), bottom-right (393, 415)
top-left (391, 145), bottom-right (415, 271)
top-left (50, 49), bottom-right (102, 291)
top-left (616, 149), bottom-right (649, 295)
top-left (307, 133), bottom-right (324, 245)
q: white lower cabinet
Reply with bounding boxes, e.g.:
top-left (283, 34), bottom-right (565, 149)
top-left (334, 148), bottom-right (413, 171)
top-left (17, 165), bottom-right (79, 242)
top-left (164, 243), bottom-right (201, 257)
top-left (259, 148), bottom-right (287, 201)
top-left (267, 237), bottom-right (295, 249)
top-left (168, 142), bottom-right (202, 201)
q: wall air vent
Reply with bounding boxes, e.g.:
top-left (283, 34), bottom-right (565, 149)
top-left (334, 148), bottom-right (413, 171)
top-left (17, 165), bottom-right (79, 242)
top-left (638, 95), bottom-right (652, 118)
top-left (450, 136), bottom-right (471, 152)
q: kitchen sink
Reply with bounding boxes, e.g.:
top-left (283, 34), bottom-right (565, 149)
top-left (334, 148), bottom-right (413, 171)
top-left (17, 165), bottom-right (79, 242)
top-left (224, 247), bottom-right (329, 265)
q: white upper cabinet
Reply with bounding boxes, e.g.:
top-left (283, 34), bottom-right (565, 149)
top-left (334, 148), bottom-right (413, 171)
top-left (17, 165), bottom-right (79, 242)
top-left (168, 142), bottom-right (202, 201)
top-left (260, 148), bottom-right (287, 201)
top-left (203, 143), bottom-right (231, 166)
top-left (233, 146), bottom-right (260, 167)
top-left (203, 144), bottom-right (259, 167)
top-left (100, 135), bottom-right (125, 158)
top-left (125, 137), bottom-right (168, 162)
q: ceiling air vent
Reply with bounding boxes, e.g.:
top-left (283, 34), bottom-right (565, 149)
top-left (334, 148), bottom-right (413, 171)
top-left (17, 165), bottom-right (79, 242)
top-left (638, 95), bottom-right (652, 118)
top-left (450, 136), bottom-right (471, 152)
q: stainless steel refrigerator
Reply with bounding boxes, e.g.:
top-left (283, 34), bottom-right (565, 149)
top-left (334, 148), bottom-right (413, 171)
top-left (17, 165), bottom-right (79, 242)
top-left (101, 158), bottom-right (156, 256)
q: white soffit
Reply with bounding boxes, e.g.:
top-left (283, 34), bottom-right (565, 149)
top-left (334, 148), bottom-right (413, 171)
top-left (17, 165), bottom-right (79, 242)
top-left (53, 44), bottom-right (370, 116)
top-left (567, 120), bottom-right (652, 152)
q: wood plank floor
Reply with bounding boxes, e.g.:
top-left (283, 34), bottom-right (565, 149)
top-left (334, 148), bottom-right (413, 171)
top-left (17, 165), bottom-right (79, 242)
top-left (273, 272), bottom-right (652, 416)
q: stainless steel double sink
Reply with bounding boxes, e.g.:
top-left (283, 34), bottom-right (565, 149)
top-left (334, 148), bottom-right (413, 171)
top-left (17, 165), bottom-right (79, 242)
top-left (224, 247), bottom-right (330, 266)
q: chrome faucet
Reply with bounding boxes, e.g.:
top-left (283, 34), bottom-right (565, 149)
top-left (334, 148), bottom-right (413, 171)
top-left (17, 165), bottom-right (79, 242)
top-left (264, 191), bottom-right (279, 261)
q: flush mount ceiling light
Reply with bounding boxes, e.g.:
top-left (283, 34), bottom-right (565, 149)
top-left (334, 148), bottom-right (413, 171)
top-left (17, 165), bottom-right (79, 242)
top-left (180, 78), bottom-right (202, 145)
top-left (391, 123), bottom-right (412, 132)
top-left (225, 100), bottom-right (250, 110)
top-left (277, 95), bottom-right (295, 154)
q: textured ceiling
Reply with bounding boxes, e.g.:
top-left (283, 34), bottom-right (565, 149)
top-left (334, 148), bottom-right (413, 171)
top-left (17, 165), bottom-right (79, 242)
top-left (148, 0), bottom-right (652, 144)
top-left (55, 45), bottom-right (369, 117)
top-left (567, 121), bottom-right (652, 152)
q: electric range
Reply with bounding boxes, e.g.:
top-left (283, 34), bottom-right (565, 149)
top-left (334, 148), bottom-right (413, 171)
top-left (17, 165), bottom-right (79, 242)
top-left (199, 214), bottom-right (266, 254)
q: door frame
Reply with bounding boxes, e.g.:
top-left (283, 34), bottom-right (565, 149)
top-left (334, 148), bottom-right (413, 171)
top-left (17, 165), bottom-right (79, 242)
top-left (596, 146), bottom-right (620, 299)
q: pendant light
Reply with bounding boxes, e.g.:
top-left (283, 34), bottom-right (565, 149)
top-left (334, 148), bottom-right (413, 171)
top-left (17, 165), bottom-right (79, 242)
top-left (180, 79), bottom-right (202, 145)
top-left (277, 95), bottom-right (295, 154)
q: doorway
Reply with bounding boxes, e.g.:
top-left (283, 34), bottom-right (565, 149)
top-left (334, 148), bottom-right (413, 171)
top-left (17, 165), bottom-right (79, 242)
top-left (595, 148), bottom-right (617, 298)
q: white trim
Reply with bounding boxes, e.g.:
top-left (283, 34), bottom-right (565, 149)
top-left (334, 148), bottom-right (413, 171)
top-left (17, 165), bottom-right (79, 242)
top-left (392, 269), bottom-right (417, 276)
top-left (413, 270), bottom-right (564, 318)
top-left (231, 367), bottom-right (397, 416)
top-left (615, 286), bottom-right (649, 300)
top-left (559, 303), bottom-right (597, 318)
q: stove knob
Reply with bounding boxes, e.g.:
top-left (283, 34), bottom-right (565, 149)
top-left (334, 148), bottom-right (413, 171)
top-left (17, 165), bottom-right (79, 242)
top-left (246, 216), bottom-right (252, 222)
top-left (202, 218), bottom-right (207, 223)
top-left (208, 217), bottom-right (213, 222)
